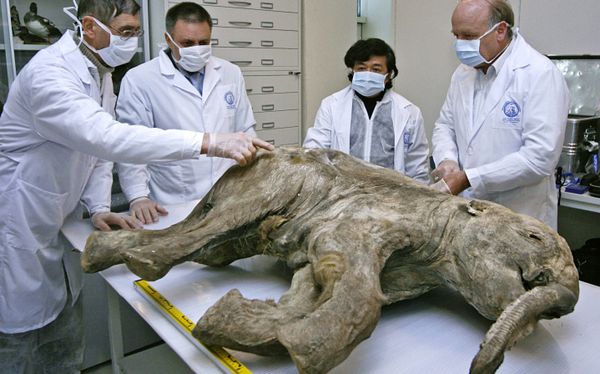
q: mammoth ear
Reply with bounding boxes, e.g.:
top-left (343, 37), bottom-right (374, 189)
top-left (466, 200), bottom-right (487, 216)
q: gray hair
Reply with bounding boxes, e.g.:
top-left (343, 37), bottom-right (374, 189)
top-left (77, 0), bottom-right (140, 24)
top-left (486, 0), bottom-right (514, 38)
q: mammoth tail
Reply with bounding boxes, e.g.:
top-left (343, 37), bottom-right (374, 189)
top-left (470, 283), bottom-right (578, 374)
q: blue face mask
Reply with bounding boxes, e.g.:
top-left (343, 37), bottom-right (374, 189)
top-left (352, 71), bottom-right (387, 97)
top-left (454, 22), bottom-right (504, 67)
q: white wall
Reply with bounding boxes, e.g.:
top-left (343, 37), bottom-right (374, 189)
top-left (301, 0), bottom-right (358, 139)
top-left (361, 0), bottom-right (395, 44)
top-left (519, 0), bottom-right (600, 55)
top-left (393, 1), bottom-right (458, 139)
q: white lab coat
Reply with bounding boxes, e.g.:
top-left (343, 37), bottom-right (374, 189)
top-left (432, 33), bottom-right (569, 229)
top-left (116, 51), bottom-right (255, 204)
top-left (304, 86), bottom-right (430, 183)
top-left (0, 32), bottom-right (204, 333)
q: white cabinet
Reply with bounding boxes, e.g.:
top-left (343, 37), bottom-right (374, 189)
top-left (157, 0), bottom-right (302, 146)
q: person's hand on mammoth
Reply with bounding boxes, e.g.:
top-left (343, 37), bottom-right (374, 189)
top-left (203, 133), bottom-right (275, 166)
top-left (91, 211), bottom-right (143, 231)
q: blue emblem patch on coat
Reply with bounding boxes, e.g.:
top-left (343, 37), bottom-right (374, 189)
top-left (502, 100), bottom-right (521, 124)
top-left (224, 91), bottom-right (236, 109)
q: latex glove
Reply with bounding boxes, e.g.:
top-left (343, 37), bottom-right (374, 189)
top-left (431, 160), bottom-right (460, 183)
top-left (129, 197), bottom-right (168, 224)
top-left (206, 133), bottom-right (275, 166)
top-left (430, 178), bottom-right (451, 194)
top-left (91, 211), bottom-right (143, 232)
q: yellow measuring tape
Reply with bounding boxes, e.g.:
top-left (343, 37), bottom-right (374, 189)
top-left (134, 279), bottom-right (252, 374)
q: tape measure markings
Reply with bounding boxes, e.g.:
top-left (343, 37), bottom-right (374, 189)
top-left (134, 279), bottom-right (252, 374)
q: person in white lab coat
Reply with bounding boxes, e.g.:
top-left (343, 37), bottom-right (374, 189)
top-left (304, 38), bottom-right (430, 183)
top-left (0, 1), bottom-right (272, 372)
top-left (116, 2), bottom-right (256, 224)
top-left (431, 0), bottom-right (568, 229)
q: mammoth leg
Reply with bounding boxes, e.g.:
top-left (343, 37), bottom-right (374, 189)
top-left (470, 283), bottom-right (578, 374)
top-left (192, 264), bottom-right (320, 356)
top-left (82, 162), bottom-right (305, 280)
top-left (195, 226), bottom-right (387, 374)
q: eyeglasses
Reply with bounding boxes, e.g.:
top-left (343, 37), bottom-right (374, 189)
top-left (108, 25), bottom-right (144, 41)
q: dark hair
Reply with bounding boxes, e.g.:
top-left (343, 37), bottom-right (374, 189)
top-left (166, 2), bottom-right (213, 34)
top-left (344, 38), bottom-right (398, 89)
top-left (77, 0), bottom-right (140, 24)
top-left (487, 0), bottom-right (514, 38)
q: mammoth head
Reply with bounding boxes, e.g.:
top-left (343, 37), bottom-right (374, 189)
top-left (447, 199), bottom-right (579, 320)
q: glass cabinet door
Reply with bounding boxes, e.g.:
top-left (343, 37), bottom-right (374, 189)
top-left (0, 0), bottom-right (149, 94)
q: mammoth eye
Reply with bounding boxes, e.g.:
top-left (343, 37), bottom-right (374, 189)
top-left (528, 232), bottom-right (543, 241)
top-left (522, 270), bottom-right (549, 290)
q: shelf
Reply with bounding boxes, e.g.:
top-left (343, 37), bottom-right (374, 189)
top-left (560, 189), bottom-right (600, 214)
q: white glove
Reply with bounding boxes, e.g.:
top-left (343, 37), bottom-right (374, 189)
top-left (206, 133), bottom-right (274, 166)
top-left (431, 159), bottom-right (460, 182)
top-left (430, 178), bottom-right (452, 194)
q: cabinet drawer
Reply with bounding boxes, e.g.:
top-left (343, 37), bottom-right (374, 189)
top-left (211, 28), bottom-right (298, 49)
top-left (214, 48), bottom-right (298, 69)
top-left (194, 0), bottom-right (299, 13)
top-left (254, 110), bottom-right (299, 130)
top-left (244, 75), bottom-right (299, 94)
top-left (203, 6), bottom-right (299, 30)
top-left (256, 127), bottom-right (300, 146)
top-left (249, 93), bottom-right (299, 112)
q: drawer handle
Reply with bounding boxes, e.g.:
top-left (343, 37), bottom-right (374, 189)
top-left (266, 139), bottom-right (275, 145)
top-left (261, 59), bottom-right (274, 66)
top-left (246, 88), bottom-right (253, 93)
top-left (229, 21), bottom-right (252, 27)
top-left (260, 40), bottom-right (274, 47)
top-left (260, 2), bottom-right (274, 9)
top-left (212, 18), bottom-right (219, 26)
top-left (203, 0), bottom-right (218, 4)
top-left (261, 21), bottom-right (274, 29)
top-left (262, 104), bottom-right (275, 111)
top-left (211, 38), bottom-right (219, 46)
top-left (262, 122), bottom-right (275, 129)
top-left (261, 86), bottom-right (275, 93)
top-left (228, 0), bottom-right (251, 6)
top-left (229, 41), bottom-right (252, 46)
top-left (231, 60), bottom-right (253, 66)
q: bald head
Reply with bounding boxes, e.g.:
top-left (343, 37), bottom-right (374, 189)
top-left (452, 0), bottom-right (514, 39)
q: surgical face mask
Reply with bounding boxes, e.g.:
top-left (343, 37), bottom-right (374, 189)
top-left (166, 33), bottom-right (211, 72)
top-left (351, 71), bottom-right (387, 97)
top-left (454, 22), bottom-right (505, 67)
top-left (84, 17), bottom-right (139, 67)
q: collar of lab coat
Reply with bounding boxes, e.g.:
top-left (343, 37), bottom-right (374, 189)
top-left (158, 49), bottom-right (222, 99)
top-left (57, 30), bottom-right (92, 85)
top-left (458, 32), bottom-right (533, 139)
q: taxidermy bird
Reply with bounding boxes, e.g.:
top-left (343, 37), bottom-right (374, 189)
top-left (24, 2), bottom-right (62, 43)
top-left (11, 4), bottom-right (46, 44)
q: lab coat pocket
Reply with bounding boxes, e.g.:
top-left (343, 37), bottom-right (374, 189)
top-left (5, 179), bottom-right (70, 251)
top-left (492, 92), bottom-right (524, 130)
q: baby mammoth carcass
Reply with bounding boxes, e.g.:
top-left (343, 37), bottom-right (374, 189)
top-left (82, 147), bottom-right (579, 374)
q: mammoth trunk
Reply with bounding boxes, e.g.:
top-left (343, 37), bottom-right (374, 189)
top-left (470, 283), bottom-right (578, 374)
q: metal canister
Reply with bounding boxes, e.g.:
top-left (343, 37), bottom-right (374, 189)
top-left (558, 115), bottom-right (600, 174)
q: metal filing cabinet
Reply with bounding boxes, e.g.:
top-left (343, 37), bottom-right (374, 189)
top-left (160, 0), bottom-right (302, 146)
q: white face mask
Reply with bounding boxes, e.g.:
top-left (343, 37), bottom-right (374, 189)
top-left (351, 71), bottom-right (387, 97)
top-left (166, 33), bottom-right (211, 72)
top-left (83, 17), bottom-right (139, 67)
top-left (454, 22), bottom-right (507, 67)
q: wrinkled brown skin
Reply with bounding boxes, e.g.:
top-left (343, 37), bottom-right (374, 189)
top-left (82, 147), bottom-right (579, 374)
